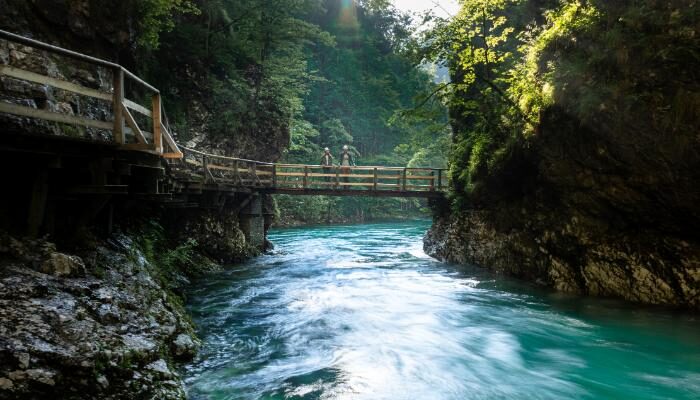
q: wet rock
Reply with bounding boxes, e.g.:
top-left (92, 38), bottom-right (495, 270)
top-left (145, 359), bottom-right (172, 378)
top-left (97, 303), bottom-right (120, 323)
top-left (121, 334), bottom-right (156, 355)
top-left (9, 368), bottom-right (56, 386)
top-left (16, 352), bottom-right (30, 369)
top-left (0, 377), bottom-right (14, 390)
top-left (165, 207), bottom-right (260, 265)
top-left (0, 233), bottom-right (209, 398)
top-left (94, 287), bottom-right (113, 303)
top-left (172, 333), bottom-right (199, 361)
top-left (41, 253), bottom-right (86, 277)
top-left (96, 374), bottom-right (109, 389)
top-left (0, 45), bottom-right (8, 64)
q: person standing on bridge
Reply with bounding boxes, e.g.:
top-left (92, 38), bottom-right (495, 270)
top-left (339, 145), bottom-right (355, 185)
top-left (320, 147), bottom-right (334, 182)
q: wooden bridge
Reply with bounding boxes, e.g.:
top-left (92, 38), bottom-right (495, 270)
top-left (0, 30), bottom-right (446, 200)
top-left (179, 147), bottom-right (445, 198)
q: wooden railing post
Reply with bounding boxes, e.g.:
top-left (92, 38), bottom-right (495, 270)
top-left (303, 166), bottom-right (309, 189)
top-left (402, 168), bottom-right (407, 191)
top-left (252, 163), bottom-right (261, 185)
top-left (438, 169), bottom-right (443, 191)
top-left (112, 68), bottom-right (124, 144)
top-left (373, 168), bottom-right (378, 191)
top-left (335, 166), bottom-right (340, 188)
top-left (152, 93), bottom-right (162, 154)
top-left (272, 164), bottom-right (277, 188)
top-left (430, 170), bottom-right (435, 191)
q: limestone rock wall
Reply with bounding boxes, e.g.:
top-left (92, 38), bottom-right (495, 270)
top-left (0, 233), bottom-right (203, 400)
top-left (165, 206), bottom-right (262, 265)
top-left (0, 37), bottom-right (116, 141)
top-left (425, 211), bottom-right (700, 310)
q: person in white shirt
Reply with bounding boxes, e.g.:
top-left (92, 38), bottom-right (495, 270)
top-left (338, 145), bottom-right (355, 184)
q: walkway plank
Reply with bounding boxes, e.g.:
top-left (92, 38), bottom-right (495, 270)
top-left (0, 102), bottom-right (113, 130)
top-left (0, 65), bottom-right (112, 101)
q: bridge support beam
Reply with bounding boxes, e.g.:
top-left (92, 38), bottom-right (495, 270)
top-left (239, 195), bottom-right (265, 249)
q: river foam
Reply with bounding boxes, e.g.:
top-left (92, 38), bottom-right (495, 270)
top-left (184, 221), bottom-right (700, 400)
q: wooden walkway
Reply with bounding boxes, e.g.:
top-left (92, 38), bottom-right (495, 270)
top-left (0, 30), bottom-right (446, 199)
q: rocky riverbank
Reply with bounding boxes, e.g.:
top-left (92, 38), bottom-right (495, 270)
top-left (425, 210), bottom-right (700, 310)
top-left (423, 1), bottom-right (699, 312)
top-left (0, 216), bottom-right (261, 399)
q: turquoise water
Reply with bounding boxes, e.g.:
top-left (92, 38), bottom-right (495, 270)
top-left (184, 221), bottom-right (700, 399)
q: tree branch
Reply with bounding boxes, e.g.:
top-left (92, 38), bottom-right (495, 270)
top-left (410, 82), bottom-right (454, 112)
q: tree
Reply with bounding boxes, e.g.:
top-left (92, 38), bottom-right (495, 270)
top-left (134, 0), bottom-right (199, 49)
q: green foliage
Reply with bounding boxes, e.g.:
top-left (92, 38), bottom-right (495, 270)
top-left (131, 221), bottom-right (202, 287)
top-left (319, 119), bottom-right (353, 150)
top-left (418, 0), bottom-right (532, 197)
top-left (423, 0), bottom-right (700, 207)
top-left (288, 0), bottom-right (450, 163)
top-left (144, 0), bottom-right (333, 150)
top-left (288, 119), bottom-right (321, 160)
top-left (137, 0), bottom-right (452, 224)
top-left (274, 194), bottom-right (426, 226)
top-left (531, 0), bottom-right (700, 135)
top-left (275, 0), bottom-right (451, 224)
top-left (509, 1), bottom-right (601, 134)
top-left (134, 0), bottom-right (200, 49)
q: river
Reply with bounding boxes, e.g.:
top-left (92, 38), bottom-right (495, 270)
top-left (183, 221), bottom-right (700, 399)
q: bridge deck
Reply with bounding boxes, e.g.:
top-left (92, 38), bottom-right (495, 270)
top-left (0, 30), bottom-right (446, 199)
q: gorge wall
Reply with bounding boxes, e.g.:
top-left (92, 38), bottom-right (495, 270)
top-left (0, 2), bottom-right (285, 399)
top-left (424, 0), bottom-right (700, 310)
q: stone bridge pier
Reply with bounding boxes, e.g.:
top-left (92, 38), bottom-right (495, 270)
top-left (239, 195), bottom-right (264, 249)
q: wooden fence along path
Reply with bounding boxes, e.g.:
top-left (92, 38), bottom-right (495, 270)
top-left (0, 30), bottom-right (446, 198)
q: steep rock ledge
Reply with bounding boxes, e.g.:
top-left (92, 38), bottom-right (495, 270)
top-left (0, 214), bottom-right (261, 399)
top-left (165, 208), bottom-right (260, 265)
top-left (425, 211), bottom-right (700, 310)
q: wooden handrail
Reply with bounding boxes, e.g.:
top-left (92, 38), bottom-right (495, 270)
top-left (180, 146), bottom-right (274, 166)
top-left (121, 68), bottom-right (159, 94)
top-left (181, 145), bottom-right (448, 193)
top-left (0, 29), bottom-right (119, 69)
top-left (0, 30), bottom-right (447, 196)
top-left (0, 29), bottom-right (159, 94)
top-left (0, 30), bottom-right (180, 157)
top-left (273, 163), bottom-right (444, 172)
top-left (180, 156), bottom-right (447, 193)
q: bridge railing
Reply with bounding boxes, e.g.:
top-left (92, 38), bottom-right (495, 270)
top-left (270, 164), bottom-right (445, 193)
top-left (179, 146), bottom-right (446, 193)
top-left (0, 31), bottom-right (447, 196)
top-left (0, 29), bottom-right (182, 158)
top-left (180, 146), bottom-right (274, 186)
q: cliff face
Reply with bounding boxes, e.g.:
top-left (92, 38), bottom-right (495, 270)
top-left (0, 233), bottom-right (200, 400)
top-left (426, 210), bottom-right (699, 309)
top-left (426, 1), bottom-right (700, 310)
top-left (0, 197), bottom-right (269, 399)
top-left (0, 0), bottom-right (137, 59)
top-left (0, 0), bottom-right (131, 142)
top-left (426, 104), bottom-right (700, 309)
